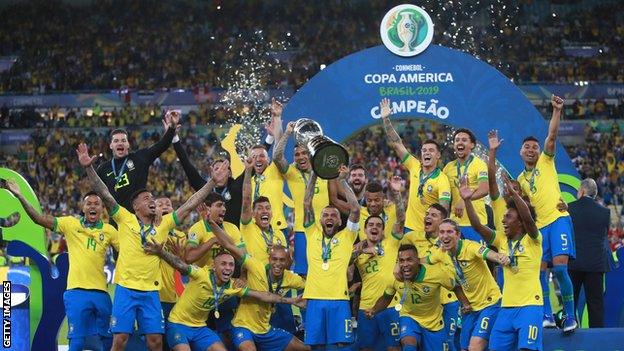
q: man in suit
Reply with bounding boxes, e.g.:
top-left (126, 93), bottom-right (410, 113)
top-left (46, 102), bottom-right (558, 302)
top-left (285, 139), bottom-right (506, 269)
top-left (568, 178), bottom-right (611, 328)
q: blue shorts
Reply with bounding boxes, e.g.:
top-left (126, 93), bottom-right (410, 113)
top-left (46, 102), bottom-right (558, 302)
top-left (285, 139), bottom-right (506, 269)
top-left (460, 226), bottom-right (485, 245)
top-left (110, 285), bottom-right (164, 335)
top-left (166, 322), bottom-right (222, 350)
top-left (232, 326), bottom-right (293, 351)
top-left (63, 289), bottom-right (112, 339)
top-left (490, 305), bottom-right (543, 351)
top-left (357, 308), bottom-right (400, 349)
top-left (443, 301), bottom-right (460, 351)
top-left (292, 231), bottom-right (308, 274)
top-left (460, 301), bottom-right (501, 349)
top-left (399, 316), bottom-right (446, 350)
top-left (539, 215), bottom-right (576, 262)
top-left (304, 299), bottom-right (354, 345)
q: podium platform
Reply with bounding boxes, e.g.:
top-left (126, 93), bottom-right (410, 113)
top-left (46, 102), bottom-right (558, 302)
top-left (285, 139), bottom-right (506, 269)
top-left (543, 328), bottom-right (624, 350)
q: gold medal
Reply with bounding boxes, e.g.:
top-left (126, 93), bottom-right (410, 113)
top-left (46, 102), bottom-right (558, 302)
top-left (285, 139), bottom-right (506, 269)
top-left (394, 304), bottom-right (403, 311)
top-left (214, 310), bottom-right (220, 319)
top-left (510, 265), bottom-right (519, 274)
top-left (322, 262), bottom-right (329, 270)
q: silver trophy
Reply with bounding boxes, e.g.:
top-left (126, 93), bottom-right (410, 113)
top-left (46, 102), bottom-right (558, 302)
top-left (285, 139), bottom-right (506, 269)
top-left (293, 118), bottom-right (349, 179)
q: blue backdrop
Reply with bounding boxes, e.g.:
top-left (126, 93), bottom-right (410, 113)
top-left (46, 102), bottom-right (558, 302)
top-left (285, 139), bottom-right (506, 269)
top-left (282, 44), bottom-right (580, 198)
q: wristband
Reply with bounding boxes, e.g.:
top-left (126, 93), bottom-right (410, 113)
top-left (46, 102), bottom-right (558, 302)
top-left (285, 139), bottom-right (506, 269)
top-left (173, 134), bottom-right (180, 143)
top-left (265, 135), bottom-right (275, 144)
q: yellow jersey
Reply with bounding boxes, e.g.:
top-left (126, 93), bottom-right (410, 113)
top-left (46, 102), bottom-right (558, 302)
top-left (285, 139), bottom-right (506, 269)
top-left (427, 240), bottom-right (501, 311)
top-left (517, 152), bottom-right (569, 228)
top-left (443, 155), bottom-right (488, 226)
top-left (240, 220), bottom-right (287, 265)
top-left (401, 154), bottom-right (451, 231)
top-left (168, 265), bottom-right (248, 327)
top-left (358, 203), bottom-right (397, 241)
top-left (232, 254), bottom-right (305, 334)
top-left (401, 231), bottom-right (457, 305)
top-left (489, 231), bottom-right (543, 307)
top-left (491, 195), bottom-right (506, 232)
top-left (53, 216), bottom-right (118, 291)
top-left (111, 205), bottom-right (180, 291)
top-left (384, 264), bottom-right (457, 331)
top-left (283, 164), bottom-right (329, 231)
top-left (187, 220), bottom-right (243, 267)
top-left (251, 162), bottom-right (287, 229)
top-left (159, 229), bottom-right (186, 303)
top-left (356, 234), bottom-right (402, 310)
top-left (303, 221), bottom-right (359, 300)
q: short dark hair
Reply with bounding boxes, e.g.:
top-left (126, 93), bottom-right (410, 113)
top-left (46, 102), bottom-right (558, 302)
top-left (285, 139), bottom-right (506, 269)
top-left (252, 196), bottom-right (271, 208)
top-left (205, 192), bottom-right (225, 206)
top-left (421, 139), bottom-right (440, 151)
top-left (428, 203), bottom-right (449, 219)
top-left (453, 128), bottom-right (476, 144)
top-left (211, 150), bottom-right (231, 166)
top-left (214, 250), bottom-right (234, 260)
top-left (440, 219), bottom-right (461, 234)
top-left (251, 144), bottom-right (268, 152)
top-left (398, 244), bottom-right (418, 257)
top-left (82, 191), bottom-right (101, 201)
top-left (365, 181), bottom-right (383, 193)
top-left (110, 128), bottom-right (128, 140)
top-left (364, 215), bottom-right (386, 229)
top-left (505, 199), bottom-right (537, 224)
top-left (349, 164), bottom-right (366, 173)
top-left (130, 188), bottom-right (150, 203)
top-left (269, 244), bottom-right (290, 255)
top-left (322, 205), bottom-right (340, 214)
top-left (522, 136), bottom-right (540, 144)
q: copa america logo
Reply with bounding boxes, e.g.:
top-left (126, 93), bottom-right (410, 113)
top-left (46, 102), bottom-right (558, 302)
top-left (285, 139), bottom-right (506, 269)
top-left (380, 4), bottom-right (434, 57)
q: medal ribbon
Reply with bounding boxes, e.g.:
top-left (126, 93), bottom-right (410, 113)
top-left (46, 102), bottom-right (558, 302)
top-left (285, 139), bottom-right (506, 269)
top-left (507, 235), bottom-right (526, 268)
top-left (210, 270), bottom-right (227, 314)
top-left (138, 220), bottom-right (154, 246)
top-left (524, 167), bottom-right (537, 193)
top-left (375, 242), bottom-right (384, 256)
top-left (321, 236), bottom-right (333, 262)
top-left (260, 226), bottom-right (274, 252)
top-left (417, 168), bottom-right (437, 198)
top-left (399, 282), bottom-right (410, 307)
top-left (111, 158), bottom-right (128, 183)
top-left (455, 155), bottom-right (474, 182)
top-left (266, 266), bottom-right (283, 295)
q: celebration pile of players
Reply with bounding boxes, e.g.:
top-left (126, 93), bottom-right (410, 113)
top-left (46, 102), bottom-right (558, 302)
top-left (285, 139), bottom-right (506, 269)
top-left (4, 95), bottom-right (578, 351)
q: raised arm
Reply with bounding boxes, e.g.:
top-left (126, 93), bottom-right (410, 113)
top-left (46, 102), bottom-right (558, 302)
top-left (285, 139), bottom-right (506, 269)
top-left (172, 140), bottom-right (207, 192)
top-left (145, 110), bottom-right (178, 162)
top-left (76, 143), bottom-right (118, 211)
top-left (303, 172), bottom-right (318, 226)
top-left (379, 98), bottom-right (409, 160)
top-left (208, 218), bottom-right (246, 260)
top-left (174, 176), bottom-right (216, 223)
top-left (389, 175), bottom-right (406, 237)
top-left (144, 238), bottom-right (190, 274)
top-left (544, 95), bottom-right (564, 156)
top-left (240, 156), bottom-right (254, 224)
top-left (338, 165), bottom-right (360, 223)
top-left (503, 175), bottom-right (539, 239)
top-left (184, 237), bottom-right (219, 264)
top-left (459, 177), bottom-right (494, 243)
top-left (487, 130), bottom-right (502, 199)
top-left (4, 179), bottom-right (54, 229)
top-left (273, 121), bottom-right (294, 173)
top-left (328, 179), bottom-right (351, 214)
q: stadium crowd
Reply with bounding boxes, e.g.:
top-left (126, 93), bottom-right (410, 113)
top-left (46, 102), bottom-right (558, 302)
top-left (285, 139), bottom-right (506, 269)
top-left (0, 1), bottom-right (623, 93)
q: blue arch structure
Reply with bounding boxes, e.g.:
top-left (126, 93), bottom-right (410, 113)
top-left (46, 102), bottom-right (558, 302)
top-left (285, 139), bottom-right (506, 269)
top-left (282, 44), bottom-right (580, 199)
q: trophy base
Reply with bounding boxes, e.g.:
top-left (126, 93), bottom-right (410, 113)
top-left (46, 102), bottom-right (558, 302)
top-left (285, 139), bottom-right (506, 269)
top-left (309, 137), bottom-right (350, 179)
